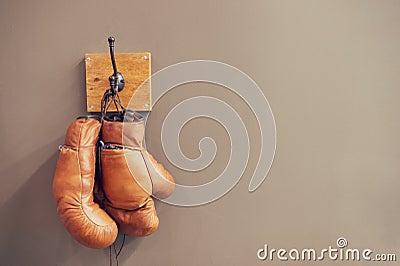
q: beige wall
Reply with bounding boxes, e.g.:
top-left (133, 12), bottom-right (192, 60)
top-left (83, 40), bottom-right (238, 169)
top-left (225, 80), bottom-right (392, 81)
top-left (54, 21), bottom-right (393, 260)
top-left (1, 0), bottom-right (399, 265)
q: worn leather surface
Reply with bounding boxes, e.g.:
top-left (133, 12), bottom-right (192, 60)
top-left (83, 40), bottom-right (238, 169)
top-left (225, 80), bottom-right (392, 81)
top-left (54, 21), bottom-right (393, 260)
top-left (53, 118), bottom-right (118, 249)
top-left (106, 198), bottom-right (159, 236)
top-left (101, 119), bottom-right (175, 236)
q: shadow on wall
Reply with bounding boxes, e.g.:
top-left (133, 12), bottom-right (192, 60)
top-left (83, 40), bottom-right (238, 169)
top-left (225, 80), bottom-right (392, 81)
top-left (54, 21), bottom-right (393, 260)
top-left (0, 139), bottom-right (142, 266)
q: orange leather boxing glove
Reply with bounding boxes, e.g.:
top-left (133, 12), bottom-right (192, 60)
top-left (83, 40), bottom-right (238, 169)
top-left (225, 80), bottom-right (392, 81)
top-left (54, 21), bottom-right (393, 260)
top-left (100, 111), bottom-right (175, 236)
top-left (53, 116), bottom-right (118, 248)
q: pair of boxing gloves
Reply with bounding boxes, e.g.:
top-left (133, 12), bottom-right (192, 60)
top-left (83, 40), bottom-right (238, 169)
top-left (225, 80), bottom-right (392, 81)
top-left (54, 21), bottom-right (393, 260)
top-left (52, 111), bottom-right (175, 249)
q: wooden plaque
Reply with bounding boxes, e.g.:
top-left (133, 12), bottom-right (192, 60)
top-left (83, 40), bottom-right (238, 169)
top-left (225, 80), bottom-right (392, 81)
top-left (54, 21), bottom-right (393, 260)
top-left (85, 52), bottom-right (151, 112)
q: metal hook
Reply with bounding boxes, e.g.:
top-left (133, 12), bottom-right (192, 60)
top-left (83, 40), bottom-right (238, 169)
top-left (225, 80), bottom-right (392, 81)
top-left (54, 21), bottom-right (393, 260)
top-left (108, 37), bottom-right (125, 93)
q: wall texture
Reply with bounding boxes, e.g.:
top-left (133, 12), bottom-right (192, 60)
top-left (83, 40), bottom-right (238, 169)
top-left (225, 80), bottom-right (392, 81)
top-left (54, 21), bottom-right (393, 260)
top-left (1, 0), bottom-right (400, 265)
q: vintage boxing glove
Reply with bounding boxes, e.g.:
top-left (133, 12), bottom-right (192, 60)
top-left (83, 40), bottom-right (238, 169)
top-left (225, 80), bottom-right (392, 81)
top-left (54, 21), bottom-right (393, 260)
top-left (53, 116), bottom-right (118, 249)
top-left (100, 111), bottom-right (174, 236)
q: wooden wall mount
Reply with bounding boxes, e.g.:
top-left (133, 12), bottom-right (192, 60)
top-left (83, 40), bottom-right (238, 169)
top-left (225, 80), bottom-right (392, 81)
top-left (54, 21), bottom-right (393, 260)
top-left (85, 52), bottom-right (151, 112)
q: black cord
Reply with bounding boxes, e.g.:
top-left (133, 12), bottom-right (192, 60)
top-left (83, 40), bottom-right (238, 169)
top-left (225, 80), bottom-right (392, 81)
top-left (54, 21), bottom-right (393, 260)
top-left (109, 234), bottom-right (126, 266)
top-left (117, 234), bottom-right (126, 257)
top-left (112, 243), bottom-right (118, 266)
